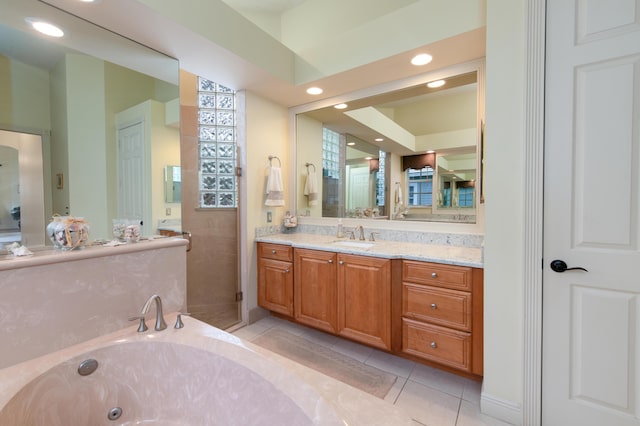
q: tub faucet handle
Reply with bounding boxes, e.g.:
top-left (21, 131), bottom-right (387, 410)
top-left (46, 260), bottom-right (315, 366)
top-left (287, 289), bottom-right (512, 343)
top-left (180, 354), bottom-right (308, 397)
top-left (128, 315), bottom-right (148, 333)
top-left (174, 312), bottom-right (191, 329)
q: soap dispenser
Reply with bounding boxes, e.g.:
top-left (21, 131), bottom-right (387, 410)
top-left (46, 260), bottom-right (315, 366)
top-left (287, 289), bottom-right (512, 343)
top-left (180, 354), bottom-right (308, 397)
top-left (336, 219), bottom-right (344, 238)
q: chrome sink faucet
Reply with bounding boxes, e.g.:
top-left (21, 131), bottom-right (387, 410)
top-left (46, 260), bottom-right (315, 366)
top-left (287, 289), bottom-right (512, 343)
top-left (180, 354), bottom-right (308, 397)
top-left (356, 225), bottom-right (365, 241)
top-left (129, 294), bottom-right (167, 332)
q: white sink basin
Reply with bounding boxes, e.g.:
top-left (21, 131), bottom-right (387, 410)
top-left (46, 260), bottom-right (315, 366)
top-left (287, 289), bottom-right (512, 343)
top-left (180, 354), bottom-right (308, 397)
top-left (332, 241), bottom-right (375, 249)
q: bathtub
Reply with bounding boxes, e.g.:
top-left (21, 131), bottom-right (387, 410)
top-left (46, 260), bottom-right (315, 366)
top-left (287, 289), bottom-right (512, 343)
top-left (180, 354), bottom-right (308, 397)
top-left (0, 313), bottom-right (413, 425)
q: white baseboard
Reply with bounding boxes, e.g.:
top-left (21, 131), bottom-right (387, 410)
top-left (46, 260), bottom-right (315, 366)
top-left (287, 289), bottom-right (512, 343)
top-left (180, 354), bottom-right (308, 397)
top-left (481, 392), bottom-right (522, 425)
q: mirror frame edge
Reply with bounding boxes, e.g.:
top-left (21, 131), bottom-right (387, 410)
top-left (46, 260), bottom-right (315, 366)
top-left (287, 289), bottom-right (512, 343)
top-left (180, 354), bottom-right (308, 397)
top-left (288, 58), bottom-right (486, 234)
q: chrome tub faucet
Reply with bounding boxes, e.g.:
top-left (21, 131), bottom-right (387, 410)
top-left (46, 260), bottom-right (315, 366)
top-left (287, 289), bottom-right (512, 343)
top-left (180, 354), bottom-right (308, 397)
top-left (129, 294), bottom-right (168, 332)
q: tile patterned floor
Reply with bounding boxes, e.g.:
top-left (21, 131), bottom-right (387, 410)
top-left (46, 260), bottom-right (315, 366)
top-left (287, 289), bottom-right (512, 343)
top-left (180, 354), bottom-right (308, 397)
top-left (232, 315), bottom-right (513, 426)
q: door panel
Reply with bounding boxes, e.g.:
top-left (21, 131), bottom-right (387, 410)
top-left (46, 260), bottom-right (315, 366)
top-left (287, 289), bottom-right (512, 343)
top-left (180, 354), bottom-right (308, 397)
top-left (543, 1), bottom-right (640, 424)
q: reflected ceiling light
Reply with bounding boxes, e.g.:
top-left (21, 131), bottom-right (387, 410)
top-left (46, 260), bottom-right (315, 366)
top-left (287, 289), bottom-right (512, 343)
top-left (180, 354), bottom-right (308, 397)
top-left (306, 87), bottom-right (323, 95)
top-left (334, 103), bottom-right (348, 109)
top-left (426, 150), bottom-right (435, 153)
top-left (411, 53), bottom-right (432, 66)
top-left (347, 142), bottom-right (356, 146)
top-left (375, 138), bottom-right (384, 142)
top-left (365, 157), bottom-right (373, 160)
top-left (427, 80), bottom-right (446, 88)
top-left (26, 18), bottom-right (64, 37)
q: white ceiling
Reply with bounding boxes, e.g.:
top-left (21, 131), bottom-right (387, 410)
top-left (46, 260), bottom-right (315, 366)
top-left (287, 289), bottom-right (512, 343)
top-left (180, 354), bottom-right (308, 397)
top-left (3, 0), bottom-right (485, 108)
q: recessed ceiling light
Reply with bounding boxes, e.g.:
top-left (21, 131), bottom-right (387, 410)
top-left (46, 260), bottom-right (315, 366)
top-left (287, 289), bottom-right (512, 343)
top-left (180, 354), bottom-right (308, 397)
top-left (375, 138), bottom-right (384, 142)
top-left (347, 142), bottom-right (356, 146)
top-left (365, 157), bottom-right (373, 160)
top-left (27, 18), bottom-right (64, 37)
top-left (426, 150), bottom-right (435, 154)
top-left (427, 80), bottom-right (446, 88)
top-left (306, 87), bottom-right (323, 95)
top-left (411, 53), bottom-right (432, 66)
top-left (334, 103), bottom-right (348, 109)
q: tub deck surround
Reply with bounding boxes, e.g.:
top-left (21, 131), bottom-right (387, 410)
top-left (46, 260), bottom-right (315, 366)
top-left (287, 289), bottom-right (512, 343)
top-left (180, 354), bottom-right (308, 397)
top-left (0, 238), bottom-right (188, 370)
top-left (0, 313), bottom-right (414, 426)
top-left (256, 232), bottom-right (483, 268)
top-left (0, 236), bottom-right (186, 271)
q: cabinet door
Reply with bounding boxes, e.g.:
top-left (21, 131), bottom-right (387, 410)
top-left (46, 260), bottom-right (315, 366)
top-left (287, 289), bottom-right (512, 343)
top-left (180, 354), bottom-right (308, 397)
top-left (258, 258), bottom-right (293, 316)
top-left (294, 249), bottom-right (338, 333)
top-left (337, 254), bottom-right (391, 350)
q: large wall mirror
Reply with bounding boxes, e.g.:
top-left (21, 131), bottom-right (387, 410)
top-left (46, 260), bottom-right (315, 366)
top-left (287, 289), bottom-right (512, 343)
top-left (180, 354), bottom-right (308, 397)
top-left (294, 59), bottom-right (484, 224)
top-left (0, 1), bottom-right (180, 245)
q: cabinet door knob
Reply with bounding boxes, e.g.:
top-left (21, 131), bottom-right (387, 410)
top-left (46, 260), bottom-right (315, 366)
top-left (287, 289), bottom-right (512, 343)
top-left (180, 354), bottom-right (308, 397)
top-left (431, 272), bottom-right (438, 278)
top-left (339, 260), bottom-right (344, 265)
top-left (431, 303), bottom-right (437, 309)
top-left (285, 269), bottom-right (290, 273)
top-left (328, 259), bottom-right (333, 264)
top-left (430, 341), bottom-right (437, 349)
top-left (271, 249), bottom-right (276, 254)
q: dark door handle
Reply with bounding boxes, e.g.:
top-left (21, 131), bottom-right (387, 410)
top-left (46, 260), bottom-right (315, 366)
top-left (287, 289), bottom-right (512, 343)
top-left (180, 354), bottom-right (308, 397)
top-left (550, 259), bottom-right (588, 273)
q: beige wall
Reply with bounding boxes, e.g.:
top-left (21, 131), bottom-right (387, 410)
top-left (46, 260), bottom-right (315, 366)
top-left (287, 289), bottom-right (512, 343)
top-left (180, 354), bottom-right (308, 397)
top-left (244, 91), bottom-right (289, 315)
top-left (483, 0), bottom-right (526, 418)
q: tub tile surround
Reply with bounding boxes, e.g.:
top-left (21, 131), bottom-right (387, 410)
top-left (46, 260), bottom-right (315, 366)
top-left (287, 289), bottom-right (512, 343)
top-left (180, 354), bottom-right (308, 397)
top-left (0, 238), bottom-right (188, 369)
top-left (255, 227), bottom-right (483, 267)
top-left (0, 313), bottom-right (414, 426)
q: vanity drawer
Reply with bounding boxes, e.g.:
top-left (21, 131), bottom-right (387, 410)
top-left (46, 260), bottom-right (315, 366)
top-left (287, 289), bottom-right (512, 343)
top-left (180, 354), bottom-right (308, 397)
top-left (402, 318), bottom-right (471, 372)
top-left (402, 260), bottom-right (472, 291)
top-left (259, 243), bottom-right (293, 262)
top-left (402, 284), bottom-right (472, 332)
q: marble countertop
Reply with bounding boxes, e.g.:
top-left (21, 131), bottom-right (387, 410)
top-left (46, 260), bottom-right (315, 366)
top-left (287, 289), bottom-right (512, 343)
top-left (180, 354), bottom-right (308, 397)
top-left (256, 233), bottom-right (483, 268)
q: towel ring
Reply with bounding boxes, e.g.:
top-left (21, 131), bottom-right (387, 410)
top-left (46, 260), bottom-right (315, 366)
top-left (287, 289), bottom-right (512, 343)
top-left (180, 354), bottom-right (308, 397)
top-left (268, 155), bottom-right (281, 167)
top-left (305, 162), bottom-right (316, 172)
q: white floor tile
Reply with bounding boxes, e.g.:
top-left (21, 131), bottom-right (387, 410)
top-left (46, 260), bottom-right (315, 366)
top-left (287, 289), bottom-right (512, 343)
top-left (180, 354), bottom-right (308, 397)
top-left (456, 400), bottom-right (514, 426)
top-left (330, 336), bottom-right (374, 362)
top-left (383, 376), bottom-right (407, 404)
top-left (394, 380), bottom-right (460, 426)
top-left (462, 379), bottom-right (482, 404)
top-left (232, 317), bottom-right (501, 426)
top-left (297, 326), bottom-right (341, 347)
top-left (365, 349), bottom-right (416, 378)
top-left (409, 363), bottom-right (468, 398)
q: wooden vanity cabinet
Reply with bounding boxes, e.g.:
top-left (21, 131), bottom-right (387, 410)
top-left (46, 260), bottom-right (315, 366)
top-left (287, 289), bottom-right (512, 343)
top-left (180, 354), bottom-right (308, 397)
top-left (257, 243), bottom-right (294, 317)
top-left (401, 260), bottom-right (483, 376)
top-left (294, 248), bottom-right (338, 333)
top-left (337, 254), bottom-right (392, 350)
top-left (292, 249), bottom-right (392, 351)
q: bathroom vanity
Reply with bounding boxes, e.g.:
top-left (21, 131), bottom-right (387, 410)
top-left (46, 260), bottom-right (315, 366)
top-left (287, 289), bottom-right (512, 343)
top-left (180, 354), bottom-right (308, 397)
top-left (257, 234), bottom-right (483, 379)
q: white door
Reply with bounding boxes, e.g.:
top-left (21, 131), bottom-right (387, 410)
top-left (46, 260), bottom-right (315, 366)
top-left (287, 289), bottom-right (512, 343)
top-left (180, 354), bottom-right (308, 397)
top-left (117, 120), bottom-right (148, 231)
top-left (543, 1), bottom-right (640, 425)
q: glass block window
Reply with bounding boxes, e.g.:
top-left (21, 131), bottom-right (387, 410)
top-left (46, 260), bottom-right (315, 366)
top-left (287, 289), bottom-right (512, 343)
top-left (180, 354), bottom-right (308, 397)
top-left (322, 128), bottom-right (340, 179)
top-left (197, 77), bottom-right (237, 208)
top-left (376, 150), bottom-right (386, 207)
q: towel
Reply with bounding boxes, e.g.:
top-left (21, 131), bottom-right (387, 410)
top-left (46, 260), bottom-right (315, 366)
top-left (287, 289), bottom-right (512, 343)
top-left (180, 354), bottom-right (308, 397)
top-left (303, 170), bottom-right (319, 206)
top-left (265, 166), bottom-right (285, 206)
top-left (395, 185), bottom-right (403, 204)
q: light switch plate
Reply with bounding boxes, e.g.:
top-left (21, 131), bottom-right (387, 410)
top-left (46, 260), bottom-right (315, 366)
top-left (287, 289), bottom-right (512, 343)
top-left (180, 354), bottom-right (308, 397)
top-left (267, 211), bottom-right (272, 223)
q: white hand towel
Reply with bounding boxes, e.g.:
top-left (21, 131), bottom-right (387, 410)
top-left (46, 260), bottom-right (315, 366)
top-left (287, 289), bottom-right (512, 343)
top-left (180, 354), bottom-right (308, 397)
top-left (303, 170), bottom-right (319, 206)
top-left (265, 166), bottom-right (285, 206)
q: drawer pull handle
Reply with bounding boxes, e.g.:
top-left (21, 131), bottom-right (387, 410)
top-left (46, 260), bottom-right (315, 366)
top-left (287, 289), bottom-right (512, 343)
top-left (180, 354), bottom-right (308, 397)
top-left (272, 249), bottom-right (277, 254)
top-left (431, 303), bottom-right (437, 309)
top-left (431, 272), bottom-right (438, 278)
top-left (328, 259), bottom-right (333, 264)
top-left (430, 341), bottom-right (437, 349)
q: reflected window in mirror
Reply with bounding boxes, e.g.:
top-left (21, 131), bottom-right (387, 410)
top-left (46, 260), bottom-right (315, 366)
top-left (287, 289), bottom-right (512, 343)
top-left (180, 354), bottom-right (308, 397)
top-left (407, 166), bottom-right (434, 207)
